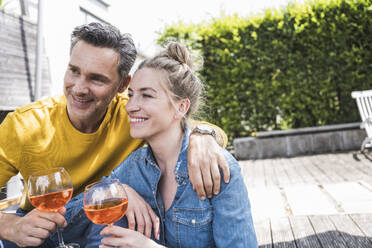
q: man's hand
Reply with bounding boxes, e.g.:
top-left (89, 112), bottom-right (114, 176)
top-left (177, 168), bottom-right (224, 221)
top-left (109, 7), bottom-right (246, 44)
top-left (187, 133), bottom-right (230, 200)
top-left (123, 184), bottom-right (160, 239)
top-left (1, 208), bottom-right (66, 247)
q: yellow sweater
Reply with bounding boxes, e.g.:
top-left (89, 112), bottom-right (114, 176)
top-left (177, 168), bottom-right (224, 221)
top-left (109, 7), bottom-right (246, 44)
top-left (0, 94), bottom-right (144, 210)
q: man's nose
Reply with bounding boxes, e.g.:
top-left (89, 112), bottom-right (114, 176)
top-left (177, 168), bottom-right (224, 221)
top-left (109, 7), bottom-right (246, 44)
top-left (73, 77), bottom-right (89, 95)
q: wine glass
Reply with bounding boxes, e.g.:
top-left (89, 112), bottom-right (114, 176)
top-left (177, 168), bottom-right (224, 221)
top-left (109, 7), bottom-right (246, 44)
top-left (83, 179), bottom-right (128, 227)
top-left (28, 167), bottom-right (79, 248)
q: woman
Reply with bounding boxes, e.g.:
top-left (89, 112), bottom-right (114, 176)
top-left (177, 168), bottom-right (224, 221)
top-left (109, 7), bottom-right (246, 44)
top-left (86, 42), bottom-right (258, 248)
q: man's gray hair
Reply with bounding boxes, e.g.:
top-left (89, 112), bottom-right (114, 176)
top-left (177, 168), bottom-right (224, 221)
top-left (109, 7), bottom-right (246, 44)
top-left (70, 22), bottom-right (137, 81)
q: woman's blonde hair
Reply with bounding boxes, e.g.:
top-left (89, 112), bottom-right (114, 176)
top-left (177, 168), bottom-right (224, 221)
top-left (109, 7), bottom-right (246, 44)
top-left (136, 41), bottom-right (204, 130)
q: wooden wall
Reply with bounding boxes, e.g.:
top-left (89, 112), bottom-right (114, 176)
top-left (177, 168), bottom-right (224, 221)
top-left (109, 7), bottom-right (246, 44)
top-left (0, 10), bottom-right (51, 111)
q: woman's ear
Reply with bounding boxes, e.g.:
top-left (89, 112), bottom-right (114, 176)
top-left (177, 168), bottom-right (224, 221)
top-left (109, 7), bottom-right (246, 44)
top-left (175, 98), bottom-right (190, 119)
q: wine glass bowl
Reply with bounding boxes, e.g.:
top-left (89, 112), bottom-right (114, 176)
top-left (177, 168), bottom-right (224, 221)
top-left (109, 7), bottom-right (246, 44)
top-left (28, 168), bottom-right (73, 212)
top-left (83, 179), bottom-right (128, 226)
top-left (28, 167), bottom-right (78, 248)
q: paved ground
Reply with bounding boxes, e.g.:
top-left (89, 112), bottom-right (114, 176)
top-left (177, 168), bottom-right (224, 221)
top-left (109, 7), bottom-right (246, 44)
top-left (240, 150), bottom-right (372, 247)
top-left (2, 150), bottom-right (372, 247)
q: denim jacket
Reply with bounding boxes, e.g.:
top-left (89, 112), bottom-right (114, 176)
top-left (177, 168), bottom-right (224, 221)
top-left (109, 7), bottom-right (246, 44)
top-left (85, 128), bottom-right (258, 248)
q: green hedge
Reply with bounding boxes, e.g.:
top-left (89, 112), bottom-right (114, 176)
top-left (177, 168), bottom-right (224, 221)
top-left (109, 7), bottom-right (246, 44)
top-left (157, 0), bottom-right (372, 145)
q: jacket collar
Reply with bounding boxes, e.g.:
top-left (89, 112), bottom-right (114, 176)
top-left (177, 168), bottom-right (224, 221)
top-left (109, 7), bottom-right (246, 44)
top-left (144, 126), bottom-right (190, 181)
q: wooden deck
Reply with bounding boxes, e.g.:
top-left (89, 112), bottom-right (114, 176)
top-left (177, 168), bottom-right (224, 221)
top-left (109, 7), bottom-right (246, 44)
top-left (240, 151), bottom-right (372, 247)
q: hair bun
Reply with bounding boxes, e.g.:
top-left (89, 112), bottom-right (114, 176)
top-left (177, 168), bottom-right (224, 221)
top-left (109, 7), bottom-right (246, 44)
top-left (166, 42), bottom-right (193, 69)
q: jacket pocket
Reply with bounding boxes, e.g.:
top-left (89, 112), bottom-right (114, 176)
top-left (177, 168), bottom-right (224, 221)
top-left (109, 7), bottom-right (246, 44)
top-left (172, 206), bottom-right (214, 247)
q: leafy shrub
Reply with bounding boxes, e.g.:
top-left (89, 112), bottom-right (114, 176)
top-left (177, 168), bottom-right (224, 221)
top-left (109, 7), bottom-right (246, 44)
top-left (157, 0), bottom-right (372, 145)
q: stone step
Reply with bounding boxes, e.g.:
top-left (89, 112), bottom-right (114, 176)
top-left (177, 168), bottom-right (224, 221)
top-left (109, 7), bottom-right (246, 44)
top-left (234, 123), bottom-right (365, 160)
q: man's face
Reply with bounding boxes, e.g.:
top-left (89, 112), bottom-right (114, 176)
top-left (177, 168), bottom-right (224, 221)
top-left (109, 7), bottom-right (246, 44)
top-left (63, 41), bottom-right (124, 129)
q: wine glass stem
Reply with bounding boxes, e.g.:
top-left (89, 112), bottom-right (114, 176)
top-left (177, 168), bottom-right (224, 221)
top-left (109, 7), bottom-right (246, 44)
top-left (56, 226), bottom-right (66, 246)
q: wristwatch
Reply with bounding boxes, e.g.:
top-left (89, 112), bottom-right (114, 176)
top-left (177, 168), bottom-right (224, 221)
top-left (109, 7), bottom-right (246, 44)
top-left (191, 124), bottom-right (217, 139)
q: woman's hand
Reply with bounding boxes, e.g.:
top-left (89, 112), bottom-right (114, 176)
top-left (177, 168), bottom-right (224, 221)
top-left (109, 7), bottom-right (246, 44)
top-left (99, 225), bottom-right (164, 248)
top-left (123, 184), bottom-right (160, 238)
top-left (187, 134), bottom-right (230, 200)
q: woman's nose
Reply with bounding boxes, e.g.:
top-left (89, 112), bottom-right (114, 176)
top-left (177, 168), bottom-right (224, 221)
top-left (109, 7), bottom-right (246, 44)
top-left (126, 97), bottom-right (141, 113)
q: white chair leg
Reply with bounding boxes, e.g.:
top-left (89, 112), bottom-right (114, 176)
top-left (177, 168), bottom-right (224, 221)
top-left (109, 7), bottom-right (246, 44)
top-left (361, 137), bottom-right (372, 152)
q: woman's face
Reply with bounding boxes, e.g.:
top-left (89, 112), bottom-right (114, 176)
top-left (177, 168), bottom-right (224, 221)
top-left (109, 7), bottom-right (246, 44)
top-left (126, 68), bottom-right (179, 141)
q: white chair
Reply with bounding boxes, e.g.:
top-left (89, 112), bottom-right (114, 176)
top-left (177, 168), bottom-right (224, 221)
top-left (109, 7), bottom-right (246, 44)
top-left (0, 174), bottom-right (24, 212)
top-left (351, 90), bottom-right (372, 151)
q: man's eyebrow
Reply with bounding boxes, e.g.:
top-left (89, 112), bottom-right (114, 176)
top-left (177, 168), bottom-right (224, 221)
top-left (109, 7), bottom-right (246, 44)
top-left (68, 63), bottom-right (78, 69)
top-left (68, 64), bottom-right (109, 81)
top-left (89, 73), bottom-right (110, 81)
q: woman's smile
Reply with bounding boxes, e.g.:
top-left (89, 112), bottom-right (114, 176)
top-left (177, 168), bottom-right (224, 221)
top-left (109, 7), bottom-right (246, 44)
top-left (129, 116), bottom-right (148, 126)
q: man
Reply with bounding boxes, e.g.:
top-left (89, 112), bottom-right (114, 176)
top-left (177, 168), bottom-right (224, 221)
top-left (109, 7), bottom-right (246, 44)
top-left (0, 22), bottom-right (229, 247)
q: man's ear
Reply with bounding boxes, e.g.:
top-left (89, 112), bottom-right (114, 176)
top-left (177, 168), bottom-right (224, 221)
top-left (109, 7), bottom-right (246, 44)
top-left (118, 75), bottom-right (131, 93)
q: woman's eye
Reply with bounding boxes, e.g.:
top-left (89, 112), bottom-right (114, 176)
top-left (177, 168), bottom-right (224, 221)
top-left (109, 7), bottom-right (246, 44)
top-left (128, 92), bottom-right (133, 97)
top-left (143, 94), bottom-right (153, 98)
